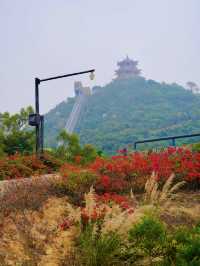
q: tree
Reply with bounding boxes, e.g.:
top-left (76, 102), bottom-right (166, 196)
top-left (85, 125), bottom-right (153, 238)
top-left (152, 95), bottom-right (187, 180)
top-left (186, 81), bottom-right (200, 93)
top-left (0, 106), bottom-right (35, 155)
top-left (56, 129), bottom-right (82, 161)
top-left (56, 129), bottom-right (97, 164)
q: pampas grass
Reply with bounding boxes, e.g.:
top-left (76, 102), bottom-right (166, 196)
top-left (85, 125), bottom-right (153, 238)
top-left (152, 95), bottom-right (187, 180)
top-left (65, 186), bottom-right (145, 239)
top-left (144, 172), bottom-right (186, 207)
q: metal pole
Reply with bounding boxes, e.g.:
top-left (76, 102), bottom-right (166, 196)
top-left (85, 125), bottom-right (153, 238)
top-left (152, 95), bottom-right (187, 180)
top-left (40, 115), bottom-right (44, 154)
top-left (35, 78), bottom-right (40, 156)
top-left (172, 138), bottom-right (176, 147)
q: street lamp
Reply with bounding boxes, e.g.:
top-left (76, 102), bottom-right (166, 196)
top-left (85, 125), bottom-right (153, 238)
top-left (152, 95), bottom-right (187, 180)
top-left (29, 69), bottom-right (95, 157)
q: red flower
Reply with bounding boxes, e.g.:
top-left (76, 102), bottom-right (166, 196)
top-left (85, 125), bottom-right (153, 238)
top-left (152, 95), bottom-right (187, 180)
top-left (60, 219), bottom-right (73, 230)
top-left (100, 175), bottom-right (111, 188)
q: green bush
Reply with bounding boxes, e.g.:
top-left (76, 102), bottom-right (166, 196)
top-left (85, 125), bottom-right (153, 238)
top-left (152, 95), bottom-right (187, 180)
top-left (77, 224), bottom-right (122, 266)
top-left (192, 142), bottom-right (200, 153)
top-left (128, 216), bottom-right (166, 263)
top-left (162, 225), bottom-right (200, 266)
top-left (63, 218), bottom-right (200, 266)
top-left (125, 218), bottom-right (200, 265)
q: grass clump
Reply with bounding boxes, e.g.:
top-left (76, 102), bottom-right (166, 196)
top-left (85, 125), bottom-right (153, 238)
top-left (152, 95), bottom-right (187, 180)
top-left (77, 225), bottom-right (122, 266)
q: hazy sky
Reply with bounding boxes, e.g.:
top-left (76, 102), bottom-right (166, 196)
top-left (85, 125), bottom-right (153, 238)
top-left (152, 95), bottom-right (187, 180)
top-left (0, 0), bottom-right (199, 114)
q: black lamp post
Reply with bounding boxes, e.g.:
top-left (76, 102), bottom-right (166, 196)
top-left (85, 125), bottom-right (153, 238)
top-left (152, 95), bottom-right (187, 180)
top-left (29, 69), bottom-right (95, 157)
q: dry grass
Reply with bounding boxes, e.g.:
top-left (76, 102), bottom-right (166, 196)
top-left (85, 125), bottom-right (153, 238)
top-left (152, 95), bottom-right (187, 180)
top-left (143, 172), bottom-right (186, 207)
top-left (0, 196), bottom-right (76, 266)
top-left (142, 173), bottom-right (200, 228)
top-left (0, 174), bottom-right (60, 213)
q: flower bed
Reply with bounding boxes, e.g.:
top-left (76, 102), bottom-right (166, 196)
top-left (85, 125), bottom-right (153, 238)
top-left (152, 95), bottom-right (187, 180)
top-left (89, 147), bottom-right (200, 191)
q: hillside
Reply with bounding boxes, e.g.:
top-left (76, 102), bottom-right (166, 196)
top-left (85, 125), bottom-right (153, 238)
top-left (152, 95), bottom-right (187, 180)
top-left (44, 77), bottom-right (200, 154)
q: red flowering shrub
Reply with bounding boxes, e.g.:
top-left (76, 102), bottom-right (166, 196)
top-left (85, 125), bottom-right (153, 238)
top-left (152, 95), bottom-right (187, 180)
top-left (57, 163), bottom-right (98, 204)
top-left (94, 174), bottom-right (129, 194)
top-left (58, 146), bottom-right (199, 204)
top-left (89, 147), bottom-right (200, 191)
top-left (0, 155), bottom-right (33, 180)
top-left (0, 152), bottom-right (63, 180)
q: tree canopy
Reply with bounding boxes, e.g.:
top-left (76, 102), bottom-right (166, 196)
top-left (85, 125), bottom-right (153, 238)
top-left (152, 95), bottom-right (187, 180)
top-left (0, 106), bottom-right (35, 155)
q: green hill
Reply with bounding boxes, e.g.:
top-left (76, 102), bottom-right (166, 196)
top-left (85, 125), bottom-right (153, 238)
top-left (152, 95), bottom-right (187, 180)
top-left (44, 77), bottom-right (200, 154)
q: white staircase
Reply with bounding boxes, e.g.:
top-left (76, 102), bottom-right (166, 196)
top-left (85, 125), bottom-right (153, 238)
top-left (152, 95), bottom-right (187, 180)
top-left (65, 93), bottom-right (88, 133)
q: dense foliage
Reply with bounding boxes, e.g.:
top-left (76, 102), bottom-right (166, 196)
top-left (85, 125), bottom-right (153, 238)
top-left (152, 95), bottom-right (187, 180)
top-left (44, 77), bottom-right (200, 154)
top-left (0, 152), bottom-right (63, 180)
top-left (0, 106), bottom-right (35, 155)
top-left (55, 130), bottom-right (98, 165)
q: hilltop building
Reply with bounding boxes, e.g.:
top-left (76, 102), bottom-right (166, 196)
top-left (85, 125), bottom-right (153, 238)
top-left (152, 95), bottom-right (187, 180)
top-left (74, 81), bottom-right (91, 96)
top-left (115, 56), bottom-right (141, 80)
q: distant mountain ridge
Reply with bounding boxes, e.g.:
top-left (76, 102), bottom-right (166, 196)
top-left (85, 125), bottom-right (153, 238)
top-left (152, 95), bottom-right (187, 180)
top-left (44, 76), bottom-right (200, 154)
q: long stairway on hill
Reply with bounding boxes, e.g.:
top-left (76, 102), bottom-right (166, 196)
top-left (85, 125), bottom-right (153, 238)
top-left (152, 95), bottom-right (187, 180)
top-left (65, 93), bottom-right (88, 133)
top-left (65, 82), bottom-right (91, 133)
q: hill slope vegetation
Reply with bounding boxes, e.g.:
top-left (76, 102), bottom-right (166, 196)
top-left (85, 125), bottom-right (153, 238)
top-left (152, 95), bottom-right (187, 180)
top-left (44, 77), bottom-right (200, 153)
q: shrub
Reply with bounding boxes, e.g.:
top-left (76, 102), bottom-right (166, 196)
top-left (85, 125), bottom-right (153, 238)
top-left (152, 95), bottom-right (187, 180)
top-left (0, 155), bottom-right (33, 180)
top-left (162, 225), bottom-right (200, 266)
top-left (89, 147), bottom-right (200, 192)
top-left (60, 187), bottom-right (136, 265)
top-left (57, 164), bottom-right (98, 204)
top-left (192, 142), bottom-right (200, 153)
top-left (40, 152), bottom-right (64, 171)
top-left (128, 216), bottom-right (166, 262)
top-left (77, 225), bottom-right (122, 266)
top-left (0, 153), bottom-right (63, 180)
top-left (126, 221), bottom-right (200, 265)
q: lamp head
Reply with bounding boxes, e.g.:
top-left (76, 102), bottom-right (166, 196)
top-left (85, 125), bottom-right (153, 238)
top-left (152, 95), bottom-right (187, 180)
top-left (90, 71), bottom-right (95, 80)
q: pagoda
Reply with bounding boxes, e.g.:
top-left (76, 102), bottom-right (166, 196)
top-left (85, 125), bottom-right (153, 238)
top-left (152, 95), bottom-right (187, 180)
top-left (115, 56), bottom-right (141, 80)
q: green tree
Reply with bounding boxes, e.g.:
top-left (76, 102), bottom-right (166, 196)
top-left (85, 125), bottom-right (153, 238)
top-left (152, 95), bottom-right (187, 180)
top-left (0, 106), bottom-right (35, 155)
top-left (56, 129), bottom-right (97, 164)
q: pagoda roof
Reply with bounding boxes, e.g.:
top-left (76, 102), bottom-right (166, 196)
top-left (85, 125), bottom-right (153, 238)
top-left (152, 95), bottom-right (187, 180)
top-left (115, 56), bottom-right (142, 79)
top-left (117, 56), bottom-right (138, 66)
